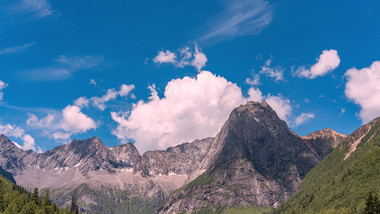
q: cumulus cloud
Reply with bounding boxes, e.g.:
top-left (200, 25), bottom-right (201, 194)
top-left (0, 122), bottom-right (42, 152)
top-left (247, 87), bottom-right (292, 122)
top-left (293, 113), bottom-right (315, 127)
top-left (27, 105), bottom-right (96, 142)
top-left (111, 71), bottom-right (296, 153)
top-left (153, 50), bottom-right (176, 64)
top-left (73, 97), bottom-right (89, 108)
top-left (119, 84), bottom-right (135, 97)
top-left (60, 105), bottom-right (96, 133)
top-left (198, 0), bottom-right (273, 44)
top-left (111, 71), bottom-right (245, 153)
top-left (265, 96), bottom-right (292, 121)
top-left (295, 49), bottom-right (340, 79)
top-left (153, 44), bottom-right (208, 72)
top-left (345, 61), bottom-right (380, 123)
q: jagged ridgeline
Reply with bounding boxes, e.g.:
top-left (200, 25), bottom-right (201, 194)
top-left (0, 101), bottom-right (362, 213)
top-left (0, 174), bottom-right (71, 213)
top-left (275, 118), bottom-right (380, 214)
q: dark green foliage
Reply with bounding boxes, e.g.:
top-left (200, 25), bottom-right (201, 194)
top-left (70, 195), bottom-right (79, 214)
top-left (363, 192), bottom-right (380, 214)
top-left (0, 175), bottom-right (73, 214)
top-left (275, 121), bottom-right (380, 214)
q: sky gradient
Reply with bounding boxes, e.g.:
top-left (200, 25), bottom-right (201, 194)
top-left (0, 0), bottom-right (379, 153)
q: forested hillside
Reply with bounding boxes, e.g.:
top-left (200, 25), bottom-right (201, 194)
top-left (0, 175), bottom-right (78, 214)
top-left (275, 118), bottom-right (380, 214)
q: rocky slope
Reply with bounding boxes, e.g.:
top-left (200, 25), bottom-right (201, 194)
top-left (159, 101), bottom-right (320, 213)
top-left (0, 134), bottom-right (212, 213)
top-left (0, 166), bottom-right (15, 184)
top-left (301, 128), bottom-right (347, 160)
top-left (276, 117), bottom-right (380, 213)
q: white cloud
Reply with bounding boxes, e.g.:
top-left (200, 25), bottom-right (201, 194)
top-left (199, 0), bottom-right (273, 43)
top-left (0, 123), bottom-right (25, 138)
top-left (293, 113), bottom-right (315, 127)
top-left (25, 55), bottom-right (103, 81)
top-left (247, 87), bottom-right (263, 101)
top-left (9, 0), bottom-right (55, 20)
top-left (247, 87), bottom-right (292, 122)
top-left (153, 50), bottom-right (176, 64)
top-left (0, 80), bottom-right (7, 101)
top-left (295, 49), bottom-right (340, 79)
top-left (111, 71), bottom-right (246, 153)
top-left (0, 81), bottom-right (8, 90)
top-left (111, 70), bottom-right (296, 153)
top-left (246, 72), bottom-right (260, 86)
top-left (91, 84), bottom-right (135, 110)
top-left (60, 105), bottom-right (96, 134)
top-left (0, 42), bottom-right (35, 55)
top-left (51, 131), bottom-right (71, 141)
top-left (153, 44), bottom-right (208, 72)
top-left (191, 45), bottom-right (208, 72)
top-left (345, 61), bottom-right (380, 123)
top-left (26, 113), bottom-right (55, 128)
top-left (74, 97), bottom-right (90, 108)
top-left (22, 134), bottom-right (36, 151)
top-left (89, 79), bottom-right (97, 86)
top-left (0, 122), bottom-right (42, 152)
top-left (259, 59), bottom-right (284, 81)
top-left (119, 84), bottom-right (135, 97)
top-left (265, 95), bottom-right (292, 121)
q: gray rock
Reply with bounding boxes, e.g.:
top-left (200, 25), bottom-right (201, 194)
top-left (159, 101), bottom-right (320, 213)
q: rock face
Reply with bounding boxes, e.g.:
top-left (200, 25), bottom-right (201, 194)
top-left (301, 128), bottom-right (347, 160)
top-left (0, 134), bottom-right (212, 213)
top-left (0, 166), bottom-right (16, 184)
top-left (159, 102), bottom-right (320, 213)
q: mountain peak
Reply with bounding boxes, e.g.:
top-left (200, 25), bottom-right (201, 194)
top-left (302, 128), bottom-right (347, 140)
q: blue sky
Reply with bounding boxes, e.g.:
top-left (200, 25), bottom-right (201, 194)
top-left (0, 0), bottom-right (379, 153)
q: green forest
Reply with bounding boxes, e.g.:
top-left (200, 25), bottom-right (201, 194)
top-left (275, 121), bottom-right (380, 214)
top-left (0, 175), bottom-right (80, 214)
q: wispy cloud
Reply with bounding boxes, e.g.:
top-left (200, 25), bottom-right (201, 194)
top-left (8, 0), bottom-right (56, 20)
top-left (24, 55), bottom-right (103, 81)
top-left (0, 42), bottom-right (35, 55)
top-left (198, 0), bottom-right (273, 44)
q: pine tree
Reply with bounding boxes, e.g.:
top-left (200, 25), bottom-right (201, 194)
top-left (0, 181), bottom-right (4, 212)
top-left (70, 195), bottom-right (79, 214)
top-left (364, 192), bottom-right (380, 214)
top-left (32, 187), bottom-right (39, 205)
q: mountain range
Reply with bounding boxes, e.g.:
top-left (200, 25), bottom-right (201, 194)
top-left (1, 101), bottom-right (376, 214)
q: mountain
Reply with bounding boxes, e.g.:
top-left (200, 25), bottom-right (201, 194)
top-left (275, 117), bottom-right (380, 213)
top-left (158, 101), bottom-right (320, 213)
top-left (0, 134), bottom-right (212, 213)
top-left (0, 166), bottom-right (15, 184)
top-left (301, 128), bottom-right (347, 160)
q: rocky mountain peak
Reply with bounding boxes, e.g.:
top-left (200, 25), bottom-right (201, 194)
top-left (161, 102), bottom-right (320, 213)
top-left (302, 128), bottom-right (347, 141)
